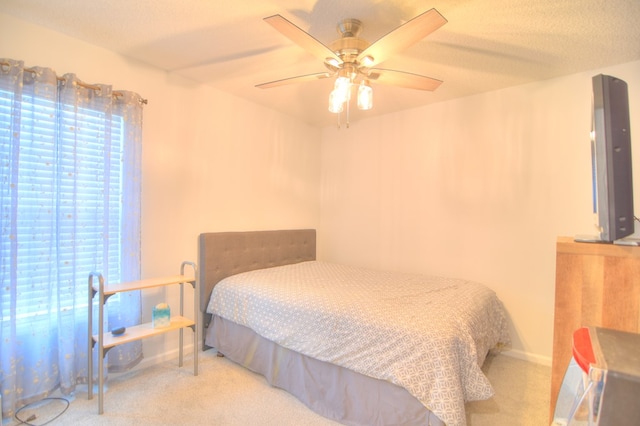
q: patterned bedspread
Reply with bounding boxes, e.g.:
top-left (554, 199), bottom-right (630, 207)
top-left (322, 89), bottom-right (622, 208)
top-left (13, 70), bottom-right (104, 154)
top-left (207, 261), bottom-right (510, 426)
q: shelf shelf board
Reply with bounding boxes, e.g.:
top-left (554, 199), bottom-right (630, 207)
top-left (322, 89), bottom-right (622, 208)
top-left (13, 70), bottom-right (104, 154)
top-left (93, 275), bottom-right (195, 296)
top-left (94, 316), bottom-right (195, 349)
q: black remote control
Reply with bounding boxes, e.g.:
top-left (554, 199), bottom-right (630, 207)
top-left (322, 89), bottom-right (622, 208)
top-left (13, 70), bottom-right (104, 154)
top-left (111, 326), bottom-right (126, 336)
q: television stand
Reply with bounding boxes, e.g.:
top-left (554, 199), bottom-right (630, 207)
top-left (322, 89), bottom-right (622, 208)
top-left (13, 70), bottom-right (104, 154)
top-left (573, 234), bottom-right (640, 246)
top-left (550, 237), bottom-right (640, 421)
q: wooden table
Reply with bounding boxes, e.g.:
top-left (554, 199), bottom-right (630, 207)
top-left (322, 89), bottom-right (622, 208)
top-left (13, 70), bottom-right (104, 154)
top-left (550, 236), bottom-right (640, 420)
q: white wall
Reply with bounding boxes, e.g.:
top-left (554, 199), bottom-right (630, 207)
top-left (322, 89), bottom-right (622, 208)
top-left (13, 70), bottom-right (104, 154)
top-left (1, 13), bottom-right (322, 363)
top-left (319, 60), bottom-right (640, 363)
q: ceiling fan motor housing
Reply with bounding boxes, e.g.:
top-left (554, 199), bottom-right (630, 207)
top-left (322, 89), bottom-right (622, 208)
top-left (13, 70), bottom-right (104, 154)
top-left (329, 19), bottom-right (371, 80)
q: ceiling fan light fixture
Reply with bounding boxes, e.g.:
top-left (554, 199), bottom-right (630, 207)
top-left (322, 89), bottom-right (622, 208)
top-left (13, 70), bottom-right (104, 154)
top-left (334, 75), bottom-right (351, 99)
top-left (360, 55), bottom-right (374, 67)
top-left (326, 57), bottom-right (341, 67)
top-left (328, 76), bottom-right (351, 113)
top-left (357, 80), bottom-right (373, 111)
top-left (328, 89), bottom-right (344, 113)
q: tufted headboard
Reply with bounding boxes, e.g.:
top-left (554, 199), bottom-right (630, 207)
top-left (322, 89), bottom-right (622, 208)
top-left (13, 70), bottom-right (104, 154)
top-left (197, 229), bottom-right (316, 335)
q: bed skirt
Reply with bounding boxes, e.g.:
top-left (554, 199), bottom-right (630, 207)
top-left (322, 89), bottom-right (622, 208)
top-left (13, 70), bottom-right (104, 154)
top-left (206, 315), bottom-right (445, 426)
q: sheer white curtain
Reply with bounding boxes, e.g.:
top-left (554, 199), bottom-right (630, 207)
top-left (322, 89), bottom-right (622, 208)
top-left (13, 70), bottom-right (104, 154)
top-left (0, 58), bottom-right (144, 418)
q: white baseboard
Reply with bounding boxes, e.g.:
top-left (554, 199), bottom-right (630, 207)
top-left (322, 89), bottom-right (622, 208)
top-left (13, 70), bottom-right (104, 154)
top-left (132, 342), bottom-right (198, 371)
top-left (128, 342), bottom-right (551, 372)
top-left (500, 348), bottom-right (552, 366)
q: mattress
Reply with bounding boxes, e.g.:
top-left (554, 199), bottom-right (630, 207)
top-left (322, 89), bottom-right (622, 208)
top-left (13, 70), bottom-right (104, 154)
top-left (206, 261), bottom-right (510, 426)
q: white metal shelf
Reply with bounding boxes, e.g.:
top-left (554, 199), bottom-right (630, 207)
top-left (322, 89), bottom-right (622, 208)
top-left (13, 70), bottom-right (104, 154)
top-left (87, 261), bottom-right (199, 414)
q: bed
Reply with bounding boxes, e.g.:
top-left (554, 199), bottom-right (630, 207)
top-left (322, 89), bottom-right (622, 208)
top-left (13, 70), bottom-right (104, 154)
top-left (198, 229), bottom-right (509, 426)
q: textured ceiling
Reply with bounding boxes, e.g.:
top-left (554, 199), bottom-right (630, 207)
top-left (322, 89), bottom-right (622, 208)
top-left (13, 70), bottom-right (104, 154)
top-left (2, 0), bottom-right (640, 127)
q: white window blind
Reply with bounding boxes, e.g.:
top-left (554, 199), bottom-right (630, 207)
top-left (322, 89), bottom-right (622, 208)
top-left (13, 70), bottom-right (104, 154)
top-left (0, 88), bottom-right (124, 324)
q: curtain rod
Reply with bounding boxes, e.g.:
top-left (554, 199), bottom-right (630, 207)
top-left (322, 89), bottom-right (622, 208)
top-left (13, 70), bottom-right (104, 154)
top-left (0, 61), bottom-right (148, 105)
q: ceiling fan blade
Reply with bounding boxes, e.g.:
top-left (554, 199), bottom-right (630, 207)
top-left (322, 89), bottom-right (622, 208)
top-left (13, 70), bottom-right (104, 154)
top-left (357, 8), bottom-right (447, 67)
top-left (256, 72), bottom-right (332, 89)
top-left (264, 14), bottom-right (342, 66)
top-left (367, 68), bottom-right (442, 91)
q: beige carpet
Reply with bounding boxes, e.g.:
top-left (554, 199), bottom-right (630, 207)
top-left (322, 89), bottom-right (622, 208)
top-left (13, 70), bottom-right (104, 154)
top-left (6, 349), bottom-right (551, 425)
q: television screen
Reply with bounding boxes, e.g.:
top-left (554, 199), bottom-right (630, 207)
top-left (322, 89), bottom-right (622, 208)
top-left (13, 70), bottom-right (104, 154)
top-left (591, 74), bottom-right (634, 242)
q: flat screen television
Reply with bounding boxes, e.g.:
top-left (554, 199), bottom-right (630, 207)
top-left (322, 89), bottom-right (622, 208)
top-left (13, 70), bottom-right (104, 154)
top-left (590, 74), bottom-right (634, 243)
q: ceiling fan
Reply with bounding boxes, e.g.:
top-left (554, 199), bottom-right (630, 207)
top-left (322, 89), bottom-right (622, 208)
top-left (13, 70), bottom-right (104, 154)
top-left (256, 8), bottom-right (447, 117)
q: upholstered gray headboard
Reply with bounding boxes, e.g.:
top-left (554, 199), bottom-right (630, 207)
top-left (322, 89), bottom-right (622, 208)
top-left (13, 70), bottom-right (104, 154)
top-left (197, 229), bottom-right (316, 333)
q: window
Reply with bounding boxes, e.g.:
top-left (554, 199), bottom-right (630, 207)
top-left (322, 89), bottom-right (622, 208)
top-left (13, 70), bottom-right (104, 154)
top-left (0, 87), bottom-right (129, 325)
top-left (0, 88), bottom-right (125, 326)
top-left (0, 60), bottom-right (143, 416)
